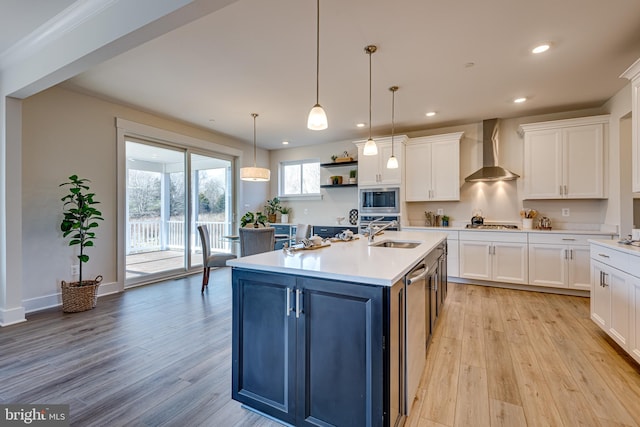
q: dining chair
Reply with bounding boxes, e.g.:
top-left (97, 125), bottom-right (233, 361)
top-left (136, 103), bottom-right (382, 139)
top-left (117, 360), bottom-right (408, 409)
top-left (295, 223), bottom-right (311, 243)
top-left (239, 227), bottom-right (275, 257)
top-left (197, 225), bottom-right (236, 293)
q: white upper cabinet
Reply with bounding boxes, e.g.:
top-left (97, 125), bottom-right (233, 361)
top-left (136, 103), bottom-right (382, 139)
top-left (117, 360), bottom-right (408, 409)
top-left (520, 115), bottom-right (609, 199)
top-left (355, 136), bottom-right (406, 187)
top-left (621, 57), bottom-right (640, 192)
top-left (405, 132), bottom-right (463, 201)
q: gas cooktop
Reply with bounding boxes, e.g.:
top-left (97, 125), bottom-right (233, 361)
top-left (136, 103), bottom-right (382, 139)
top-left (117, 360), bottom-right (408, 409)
top-left (465, 224), bottom-right (519, 230)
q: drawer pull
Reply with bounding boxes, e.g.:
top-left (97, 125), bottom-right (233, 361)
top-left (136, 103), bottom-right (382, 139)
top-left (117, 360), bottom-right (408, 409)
top-left (562, 238), bottom-right (576, 241)
top-left (598, 253), bottom-right (610, 258)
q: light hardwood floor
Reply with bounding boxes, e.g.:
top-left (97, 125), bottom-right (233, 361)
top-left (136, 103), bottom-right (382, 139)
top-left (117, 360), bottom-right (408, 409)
top-left (1, 273), bottom-right (639, 426)
top-left (408, 282), bottom-right (640, 427)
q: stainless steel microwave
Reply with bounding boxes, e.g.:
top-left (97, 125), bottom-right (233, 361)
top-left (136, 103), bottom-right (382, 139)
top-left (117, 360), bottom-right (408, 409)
top-left (359, 187), bottom-right (400, 214)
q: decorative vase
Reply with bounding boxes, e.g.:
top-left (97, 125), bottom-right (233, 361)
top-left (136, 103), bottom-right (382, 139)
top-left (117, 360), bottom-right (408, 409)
top-left (281, 214), bottom-right (289, 223)
top-left (522, 218), bottom-right (533, 229)
top-left (268, 214), bottom-right (277, 223)
top-left (349, 178), bottom-right (356, 184)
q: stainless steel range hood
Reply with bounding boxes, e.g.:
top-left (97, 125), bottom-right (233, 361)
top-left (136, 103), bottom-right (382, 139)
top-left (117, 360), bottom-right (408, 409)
top-left (464, 118), bottom-right (519, 182)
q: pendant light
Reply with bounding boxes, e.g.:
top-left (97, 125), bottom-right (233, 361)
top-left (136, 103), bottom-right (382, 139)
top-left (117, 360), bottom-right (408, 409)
top-left (307, 0), bottom-right (328, 130)
top-left (240, 113), bottom-right (271, 182)
top-left (387, 86), bottom-right (399, 169)
top-left (363, 45), bottom-right (378, 156)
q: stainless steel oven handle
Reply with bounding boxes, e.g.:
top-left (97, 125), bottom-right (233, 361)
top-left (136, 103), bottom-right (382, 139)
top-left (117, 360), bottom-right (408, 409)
top-left (407, 266), bottom-right (428, 285)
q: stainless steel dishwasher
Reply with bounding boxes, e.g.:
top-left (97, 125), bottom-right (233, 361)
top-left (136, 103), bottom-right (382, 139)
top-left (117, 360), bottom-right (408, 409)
top-left (404, 258), bottom-right (428, 415)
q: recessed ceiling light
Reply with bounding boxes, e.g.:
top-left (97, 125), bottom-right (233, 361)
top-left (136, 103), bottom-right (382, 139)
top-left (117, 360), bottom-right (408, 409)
top-left (532, 44), bottom-right (550, 54)
top-left (356, 123), bottom-right (366, 128)
top-left (514, 97), bottom-right (527, 104)
top-left (282, 141), bottom-right (289, 145)
top-left (426, 112), bottom-right (436, 117)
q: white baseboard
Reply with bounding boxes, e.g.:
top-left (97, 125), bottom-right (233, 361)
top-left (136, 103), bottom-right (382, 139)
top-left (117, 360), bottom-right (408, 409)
top-left (22, 280), bottom-right (122, 314)
top-left (0, 306), bottom-right (26, 326)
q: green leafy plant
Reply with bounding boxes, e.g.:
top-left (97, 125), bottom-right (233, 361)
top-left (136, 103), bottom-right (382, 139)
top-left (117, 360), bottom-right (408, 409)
top-left (280, 206), bottom-right (292, 215)
top-left (349, 169), bottom-right (357, 179)
top-left (60, 175), bottom-right (104, 286)
top-left (264, 197), bottom-right (282, 215)
top-left (241, 211), bottom-right (267, 228)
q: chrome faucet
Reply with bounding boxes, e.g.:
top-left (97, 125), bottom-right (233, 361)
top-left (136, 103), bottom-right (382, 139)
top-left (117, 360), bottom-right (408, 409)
top-left (367, 218), bottom-right (398, 243)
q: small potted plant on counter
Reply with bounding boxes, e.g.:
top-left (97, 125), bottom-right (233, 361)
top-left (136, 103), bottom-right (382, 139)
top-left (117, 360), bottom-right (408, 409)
top-left (441, 215), bottom-right (450, 227)
top-left (280, 206), bottom-right (291, 223)
top-left (264, 197), bottom-right (282, 223)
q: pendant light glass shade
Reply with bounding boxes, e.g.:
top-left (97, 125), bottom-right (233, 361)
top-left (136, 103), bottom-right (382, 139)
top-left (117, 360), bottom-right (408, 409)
top-left (363, 45), bottom-right (377, 156)
top-left (363, 138), bottom-right (378, 155)
top-left (241, 113), bottom-right (271, 182)
top-left (387, 86), bottom-right (399, 169)
top-left (307, 0), bottom-right (328, 130)
top-left (307, 104), bottom-right (328, 130)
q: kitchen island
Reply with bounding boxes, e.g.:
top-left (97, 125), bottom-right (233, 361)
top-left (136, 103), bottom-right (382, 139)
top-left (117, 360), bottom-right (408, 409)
top-left (228, 230), bottom-right (447, 427)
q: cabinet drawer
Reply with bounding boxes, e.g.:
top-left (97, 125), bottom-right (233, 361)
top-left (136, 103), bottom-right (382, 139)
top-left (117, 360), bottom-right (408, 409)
top-left (459, 231), bottom-right (527, 243)
top-left (272, 224), bottom-right (291, 235)
top-left (312, 226), bottom-right (357, 238)
top-left (529, 233), bottom-right (609, 245)
top-left (411, 229), bottom-right (459, 241)
top-left (591, 244), bottom-right (629, 271)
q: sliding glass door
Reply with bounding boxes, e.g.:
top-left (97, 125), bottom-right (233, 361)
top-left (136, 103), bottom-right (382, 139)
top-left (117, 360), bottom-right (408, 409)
top-left (125, 140), bottom-right (233, 286)
top-left (190, 153), bottom-right (233, 268)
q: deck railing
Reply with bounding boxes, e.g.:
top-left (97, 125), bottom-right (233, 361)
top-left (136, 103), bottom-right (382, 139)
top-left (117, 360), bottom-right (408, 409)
top-left (127, 220), bottom-right (229, 254)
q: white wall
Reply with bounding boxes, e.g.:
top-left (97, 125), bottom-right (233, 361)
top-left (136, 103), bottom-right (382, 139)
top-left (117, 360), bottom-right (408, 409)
top-left (269, 140), bottom-right (360, 225)
top-left (21, 86), bottom-right (266, 311)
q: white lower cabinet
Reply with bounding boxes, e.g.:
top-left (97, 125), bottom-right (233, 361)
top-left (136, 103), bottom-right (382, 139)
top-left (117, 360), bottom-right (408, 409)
top-left (590, 241), bottom-right (640, 362)
top-left (459, 231), bottom-right (527, 285)
top-left (529, 233), bottom-right (604, 290)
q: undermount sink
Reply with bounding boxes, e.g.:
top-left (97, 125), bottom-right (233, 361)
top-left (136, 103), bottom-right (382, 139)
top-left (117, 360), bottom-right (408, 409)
top-left (371, 240), bottom-right (421, 249)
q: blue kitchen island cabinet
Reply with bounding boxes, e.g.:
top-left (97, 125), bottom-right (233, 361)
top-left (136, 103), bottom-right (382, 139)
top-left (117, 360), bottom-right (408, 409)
top-left (232, 268), bottom-right (385, 426)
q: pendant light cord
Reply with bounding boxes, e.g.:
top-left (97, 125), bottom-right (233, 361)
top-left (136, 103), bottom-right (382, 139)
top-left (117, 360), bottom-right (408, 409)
top-left (391, 86), bottom-right (396, 156)
top-left (315, 0), bottom-right (320, 104)
top-left (368, 48), bottom-right (372, 140)
top-left (251, 113), bottom-right (258, 167)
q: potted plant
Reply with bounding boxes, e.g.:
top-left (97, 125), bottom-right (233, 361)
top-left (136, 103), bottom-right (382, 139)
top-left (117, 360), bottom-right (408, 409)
top-left (280, 206), bottom-right (291, 223)
top-left (349, 169), bottom-right (357, 184)
top-left (241, 211), bottom-right (267, 228)
top-left (59, 175), bottom-right (104, 313)
top-left (264, 197), bottom-right (282, 223)
top-left (441, 215), bottom-right (450, 227)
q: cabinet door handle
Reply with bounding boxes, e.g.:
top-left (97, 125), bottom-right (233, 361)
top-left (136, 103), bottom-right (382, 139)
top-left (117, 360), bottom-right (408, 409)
top-left (564, 185), bottom-right (567, 196)
top-left (598, 253), bottom-right (610, 258)
top-left (570, 249), bottom-right (574, 260)
top-left (602, 272), bottom-right (608, 287)
top-left (564, 249), bottom-right (568, 260)
top-left (559, 185), bottom-right (563, 196)
top-left (599, 271), bottom-right (603, 287)
top-left (296, 288), bottom-right (303, 318)
top-left (286, 288), bottom-right (293, 317)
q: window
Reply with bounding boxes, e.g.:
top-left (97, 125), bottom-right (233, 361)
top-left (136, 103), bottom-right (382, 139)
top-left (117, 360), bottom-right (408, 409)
top-left (280, 159), bottom-right (320, 197)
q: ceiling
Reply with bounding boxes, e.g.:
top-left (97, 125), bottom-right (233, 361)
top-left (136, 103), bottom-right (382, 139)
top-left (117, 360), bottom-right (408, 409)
top-left (5, 0), bottom-right (640, 150)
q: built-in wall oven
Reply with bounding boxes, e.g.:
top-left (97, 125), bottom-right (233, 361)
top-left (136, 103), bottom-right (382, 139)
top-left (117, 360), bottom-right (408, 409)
top-left (360, 187), bottom-right (400, 214)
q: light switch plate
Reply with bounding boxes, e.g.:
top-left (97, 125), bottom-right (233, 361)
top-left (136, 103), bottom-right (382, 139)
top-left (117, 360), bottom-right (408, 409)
top-left (562, 208), bottom-right (570, 217)
top-left (437, 209), bottom-right (444, 215)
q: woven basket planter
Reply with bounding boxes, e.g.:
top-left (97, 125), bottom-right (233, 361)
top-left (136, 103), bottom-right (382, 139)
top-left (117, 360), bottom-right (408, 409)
top-left (61, 275), bottom-right (103, 313)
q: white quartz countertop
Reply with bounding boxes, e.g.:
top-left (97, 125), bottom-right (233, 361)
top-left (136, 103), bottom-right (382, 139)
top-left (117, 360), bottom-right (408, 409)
top-left (227, 230), bottom-right (447, 287)
top-left (590, 238), bottom-right (640, 256)
top-left (404, 226), bottom-right (615, 235)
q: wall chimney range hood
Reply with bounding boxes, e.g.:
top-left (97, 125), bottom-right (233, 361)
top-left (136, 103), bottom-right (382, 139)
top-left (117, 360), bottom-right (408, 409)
top-left (464, 118), bottom-right (519, 182)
